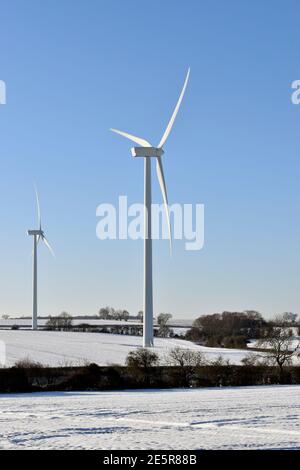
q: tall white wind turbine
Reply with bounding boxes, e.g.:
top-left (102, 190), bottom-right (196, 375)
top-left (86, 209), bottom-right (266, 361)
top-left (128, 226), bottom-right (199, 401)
top-left (111, 68), bottom-right (190, 347)
top-left (27, 187), bottom-right (54, 330)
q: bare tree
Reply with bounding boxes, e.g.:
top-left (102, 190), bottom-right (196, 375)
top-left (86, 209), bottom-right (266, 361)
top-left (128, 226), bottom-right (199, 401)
top-left (113, 309), bottom-right (123, 321)
top-left (166, 347), bottom-right (206, 367)
top-left (59, 312), bottom-right (73, 328)
top-left (165, 347), bottom-right (206, 387)
top-left (14, 358), bottom-right (44, 369)
top-left (98, 307), bottom-right (110, 319)
top-left (126, 348), bottom-right (159, 368)
top-left (157, 313), bottom-right (172, 338)
top-left (1, 314), bottom-right (9, 320)
top-left (257, 327), bottom-right (300, 382)
top-left (122, 310), bottom-right (130, 322)
top-left (282, 312), bottom-right (298, 325)
top-left (209, 355), bottom-right (232, 367)
top-left (46, 312), bottom-right (73, 331)
top-left (241, 354), bottom-right (261, 367)
top-left (109, 307), bottom-right (117, 319)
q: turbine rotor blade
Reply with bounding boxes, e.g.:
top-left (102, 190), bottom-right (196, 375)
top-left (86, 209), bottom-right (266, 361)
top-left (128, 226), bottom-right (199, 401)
top-left (42, 235), bottom-right (55, 257)
top-left (156, 156), bottom-right (172, 255)
top-left (158, 68), bottom-right (190, 149)
top-left (34, 184), bottom-right (42, 230)
top-left (110, 128), bottom-right (151, 147)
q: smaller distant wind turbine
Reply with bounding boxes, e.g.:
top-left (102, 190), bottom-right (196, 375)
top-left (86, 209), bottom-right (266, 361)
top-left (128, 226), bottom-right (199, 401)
top-left (27, 187), bottom-right (54, 330)
top-left (111, 68), bottom-right (190, 347)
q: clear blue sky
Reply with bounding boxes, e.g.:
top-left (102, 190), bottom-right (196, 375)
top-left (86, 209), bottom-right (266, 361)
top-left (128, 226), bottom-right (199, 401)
top-left (0, 0), bottom-right (299, 319)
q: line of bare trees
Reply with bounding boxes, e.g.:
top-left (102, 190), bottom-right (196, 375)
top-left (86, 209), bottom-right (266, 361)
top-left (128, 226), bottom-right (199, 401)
top-left (98, 307), bottom-right (174, 337)
top-left (46, 312), bottom-right (73, 330)
top-left (98, 307), bottom-right (130, 321)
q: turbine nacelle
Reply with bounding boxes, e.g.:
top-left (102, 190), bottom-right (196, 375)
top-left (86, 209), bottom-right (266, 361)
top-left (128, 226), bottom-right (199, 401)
top-left (27, 229), bottom-right (44, 236)
top-left (131, 147), bottom-right (164, 158)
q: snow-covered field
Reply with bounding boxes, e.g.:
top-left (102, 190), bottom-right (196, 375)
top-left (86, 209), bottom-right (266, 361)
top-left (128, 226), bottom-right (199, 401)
top-left (0, 386), bottom-right (300, 449)
top-left (0, 330), bottom-right (255, 367)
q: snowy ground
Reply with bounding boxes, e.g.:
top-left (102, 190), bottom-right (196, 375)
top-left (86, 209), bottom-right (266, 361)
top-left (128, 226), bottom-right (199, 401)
top-left (0, 386), bottom-right (300, 449)
top-left (0, 330), bottom-right (256, 367)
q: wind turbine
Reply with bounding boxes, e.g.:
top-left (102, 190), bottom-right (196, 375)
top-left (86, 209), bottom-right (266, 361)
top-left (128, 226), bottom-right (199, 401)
top-left (27, 187), bottom-right (54, 330)
top-left (111, 68), bottom-right (190, 347)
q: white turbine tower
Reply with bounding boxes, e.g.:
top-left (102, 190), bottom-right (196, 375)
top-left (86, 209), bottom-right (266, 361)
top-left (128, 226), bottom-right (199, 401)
top-left (111, 68), bottom-right (190, 347)
top-left (27, 187), bottom-right (54, 330)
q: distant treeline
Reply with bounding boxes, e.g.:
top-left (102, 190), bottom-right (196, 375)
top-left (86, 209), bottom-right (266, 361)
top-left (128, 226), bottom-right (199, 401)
top-left (43, 311), bottom-right (176, 339)
top-left (4, 310), bottom-right (300, 350)
top-left (43, 310), bottom-right (300, 349)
